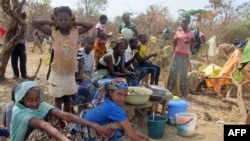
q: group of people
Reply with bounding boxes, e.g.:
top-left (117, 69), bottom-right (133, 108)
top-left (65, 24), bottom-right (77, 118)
top-left (3, 5), bottom-right (250, 141)
top-left (94, 13), bottom-right (161, 86)
top-left (2, 6), bottom-right (151, 141)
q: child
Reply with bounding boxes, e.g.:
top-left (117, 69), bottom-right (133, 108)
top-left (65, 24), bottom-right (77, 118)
top-left (94, 14), bottom-right (111, 67)
top-left (119, 13), bottom-right (138, 39)
top-left (95, 40), bottom-right (138, 86)
top-left (10, 81), bottom-right (111, 141)
top-left (3, 87), bottom-right (16, 132)
top-left (71, 36), bottom-right (98, 106)
top-left (125, 37), bottom-right (148, 81)
top-left (32, 28), bottom-right (43, 53)
top-left (71, 78), bottom-right (150, 141)
top-left (32, 6), bottom-right (94, 112)
top-left (137, 33), bottom-right (161, 85)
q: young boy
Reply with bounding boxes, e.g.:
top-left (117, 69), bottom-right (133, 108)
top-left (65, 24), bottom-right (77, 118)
top-left (137, 33), bottom-right (161, 85)
top-left (125, 37), bottom-right (148, 81)
top-left (94, 15), bottom-right (111, 67)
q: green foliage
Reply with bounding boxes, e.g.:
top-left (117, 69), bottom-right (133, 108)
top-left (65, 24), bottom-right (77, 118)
top-left (178, 9), bottom-right (206, 16)
top-left (43, 0), bottom-right (51, 3)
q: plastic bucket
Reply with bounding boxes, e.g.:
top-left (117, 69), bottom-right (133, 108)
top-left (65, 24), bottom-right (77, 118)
top-left (147, 115), bottom-right (168, 139)
top-left (167, 100), bottom-right (189, 119)
top-left (175, 113), bottom-right (197, 136)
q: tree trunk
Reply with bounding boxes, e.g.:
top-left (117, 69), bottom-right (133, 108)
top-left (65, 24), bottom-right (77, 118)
top-left (0, 0), bottom-right (26, 81)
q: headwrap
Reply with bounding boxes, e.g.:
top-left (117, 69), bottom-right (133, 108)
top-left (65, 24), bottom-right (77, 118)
top-left (10, 81), bottom-right (54, 141)
top-left (92, 78), bottom-right (128, 106)
top-left (106, 78), bottom-right (128, 90)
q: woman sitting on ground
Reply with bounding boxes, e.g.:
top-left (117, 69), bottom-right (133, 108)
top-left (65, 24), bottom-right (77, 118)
top-left (10, 81), bottom-right (111, 141)
top-left (71, 78), bottom-right (150, 141)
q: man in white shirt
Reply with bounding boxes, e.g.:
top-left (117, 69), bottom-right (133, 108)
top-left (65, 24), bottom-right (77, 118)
top-left (124, 37), bottom-right (148, 81)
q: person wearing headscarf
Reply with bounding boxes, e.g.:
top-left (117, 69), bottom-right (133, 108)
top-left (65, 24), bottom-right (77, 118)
top-left (167, 15), bottom-right (195, 98)
top-left (10, 81), bottom-right (111, 141)
top-left (70, 78), bottom-right (150, 141)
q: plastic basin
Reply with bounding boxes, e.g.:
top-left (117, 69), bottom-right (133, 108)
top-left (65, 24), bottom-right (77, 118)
top-left (126, 87), bottom-right (152, 105)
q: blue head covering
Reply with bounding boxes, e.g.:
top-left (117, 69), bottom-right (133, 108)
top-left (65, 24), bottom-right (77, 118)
top-left (10, 81), bottom-right (54, 141)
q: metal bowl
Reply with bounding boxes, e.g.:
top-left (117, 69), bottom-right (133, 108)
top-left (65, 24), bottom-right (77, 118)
top-left (148, 85), bottom-right (168, 96)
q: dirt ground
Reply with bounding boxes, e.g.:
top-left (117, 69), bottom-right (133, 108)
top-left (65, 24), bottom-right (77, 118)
top-left (0, 42), bottom-right (249, 141)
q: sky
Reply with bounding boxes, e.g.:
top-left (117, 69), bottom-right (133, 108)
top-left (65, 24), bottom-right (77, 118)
top-left (50, 0), bottom-right (248, 20)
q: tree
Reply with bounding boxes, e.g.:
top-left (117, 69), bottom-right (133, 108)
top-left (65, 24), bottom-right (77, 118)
top-left (76, 0), bottom-right (107, 20)
top-left (25, 0), bottom-right (52, 40)
top-left (133, 5), bottom-right (172, 35)
top-left (206, 0), bottom-right (236, 22)
top-left (0, 0), bottom-right (26, 80)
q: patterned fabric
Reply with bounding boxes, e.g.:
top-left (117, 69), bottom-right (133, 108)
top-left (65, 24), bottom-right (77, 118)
top-left (95, 22), bottom-right (107, 45)
top-left (27, 114), bottom-right (68, 141)
top-left (94, 41), bottom-right (107, 67)
top-left (70, 81), bottom-right (96, 106)
top-left (167, 54), bottom-right (190, 96)
top-left (92, 78), bottom-right (127, 105)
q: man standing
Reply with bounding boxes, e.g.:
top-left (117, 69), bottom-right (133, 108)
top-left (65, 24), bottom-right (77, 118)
top-left (11, 12), bottom-right (28, 79)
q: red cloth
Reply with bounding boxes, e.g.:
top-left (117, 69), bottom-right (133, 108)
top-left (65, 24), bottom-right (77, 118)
top-left (0, 27), bottom-right (6, 36)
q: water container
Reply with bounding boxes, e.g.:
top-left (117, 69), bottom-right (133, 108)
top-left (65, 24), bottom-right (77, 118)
top-left (176, 113), bottom-right (197, 136)
top-left (167, 100), bottom-right (189, 119)
top-left (147, 115), bottom-right (168, 139)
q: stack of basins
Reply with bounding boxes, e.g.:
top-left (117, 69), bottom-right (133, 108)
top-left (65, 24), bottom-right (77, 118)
top-left (148, 85), bottom-right (168, 101)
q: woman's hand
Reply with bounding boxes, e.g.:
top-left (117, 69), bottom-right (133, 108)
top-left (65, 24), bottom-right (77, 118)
top-left (139, 133), bottom-right (150, 141)
top-left (94, 124), bottom-right (112, 138)
top-left (184, 37), bottom-right (191, 44)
